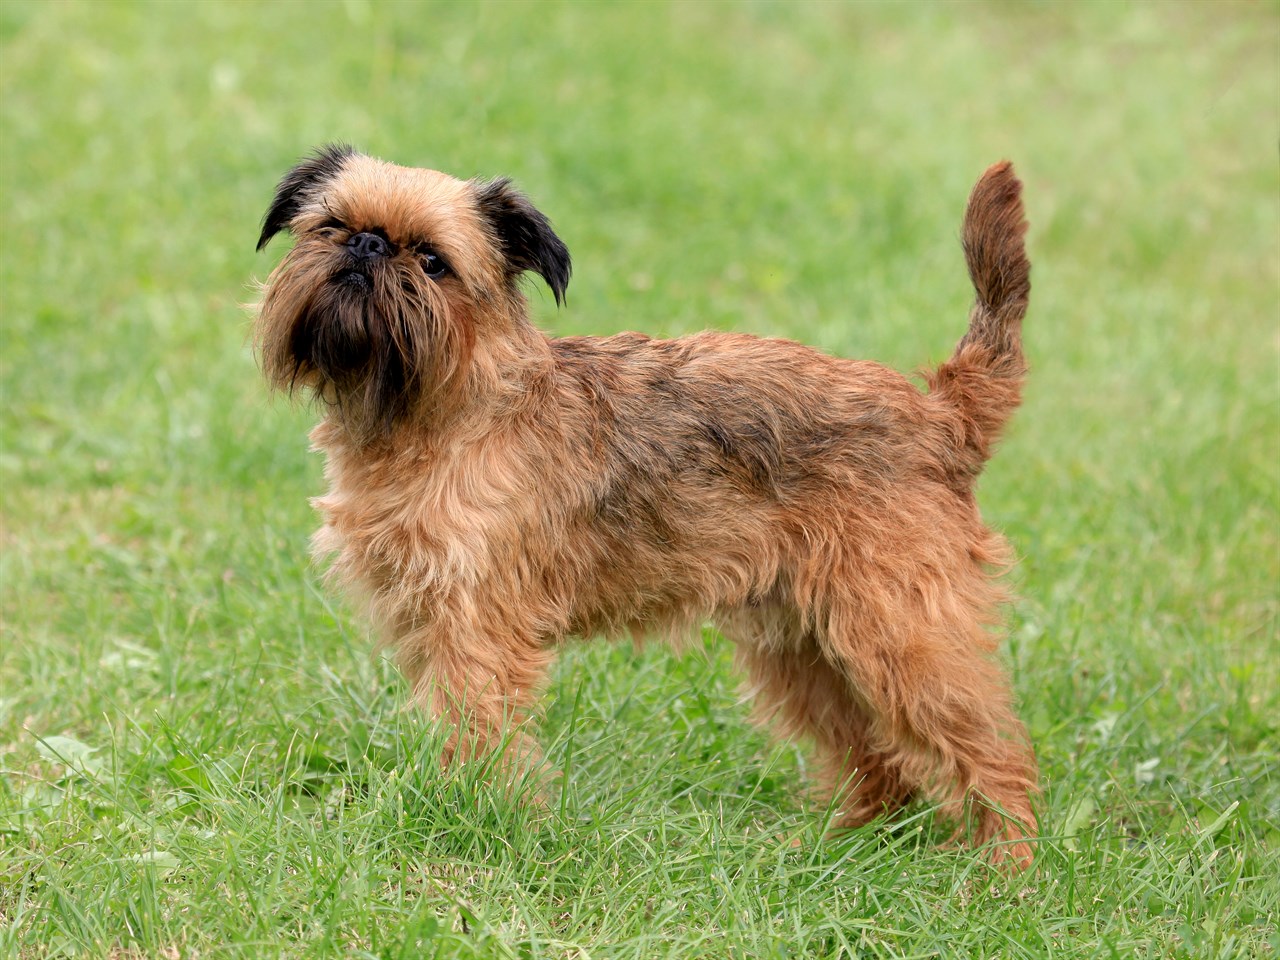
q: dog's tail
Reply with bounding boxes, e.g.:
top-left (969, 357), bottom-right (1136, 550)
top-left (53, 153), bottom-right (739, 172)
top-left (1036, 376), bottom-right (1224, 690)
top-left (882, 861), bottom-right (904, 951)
top-left (926, 161), bottom-right (1030, 480)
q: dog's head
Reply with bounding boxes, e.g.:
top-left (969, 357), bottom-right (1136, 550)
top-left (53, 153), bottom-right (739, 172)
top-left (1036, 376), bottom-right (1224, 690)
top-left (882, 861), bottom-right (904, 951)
top-left (254, 145), bottom-right (570, 437)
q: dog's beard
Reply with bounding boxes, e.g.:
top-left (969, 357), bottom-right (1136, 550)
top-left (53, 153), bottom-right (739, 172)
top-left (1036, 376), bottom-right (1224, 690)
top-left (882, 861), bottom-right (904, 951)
top-left (257, 244), bottom-right (460, 437)
top-left (292, 271), bottom-right (420, 425)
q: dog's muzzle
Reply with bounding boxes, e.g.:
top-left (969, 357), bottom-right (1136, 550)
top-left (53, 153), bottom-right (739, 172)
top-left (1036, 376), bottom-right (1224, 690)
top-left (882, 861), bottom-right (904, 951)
top-left (334, 268), bottom-right (372, 293)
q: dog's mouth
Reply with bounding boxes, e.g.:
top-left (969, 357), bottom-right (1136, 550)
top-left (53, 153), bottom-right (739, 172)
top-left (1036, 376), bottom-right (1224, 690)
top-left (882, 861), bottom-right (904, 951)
top-left (333, 268), bottom-right (372, 294)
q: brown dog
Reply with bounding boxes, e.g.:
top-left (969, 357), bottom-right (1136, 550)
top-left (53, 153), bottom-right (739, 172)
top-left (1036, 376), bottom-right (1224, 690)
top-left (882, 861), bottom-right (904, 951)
top-left (254, 147), bottom-right (1039, 866)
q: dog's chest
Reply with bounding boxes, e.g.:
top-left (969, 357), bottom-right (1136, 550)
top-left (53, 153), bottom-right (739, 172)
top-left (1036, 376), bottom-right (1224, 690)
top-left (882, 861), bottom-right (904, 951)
top-left (308, 428), bottom-right (536, 601)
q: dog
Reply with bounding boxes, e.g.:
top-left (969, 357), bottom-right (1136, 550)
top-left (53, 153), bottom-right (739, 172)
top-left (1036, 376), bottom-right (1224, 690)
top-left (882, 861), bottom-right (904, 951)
top-left (253, 146), bottom-right (1039, 867)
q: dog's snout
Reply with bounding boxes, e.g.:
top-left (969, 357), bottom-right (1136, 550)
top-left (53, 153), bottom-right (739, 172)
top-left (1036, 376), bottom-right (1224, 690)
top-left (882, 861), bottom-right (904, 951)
top-left (348, 231), bottom-right (390, 261)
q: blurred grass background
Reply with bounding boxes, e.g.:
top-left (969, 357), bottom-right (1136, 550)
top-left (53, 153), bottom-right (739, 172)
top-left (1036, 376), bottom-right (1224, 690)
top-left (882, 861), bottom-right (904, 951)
top-left (1, 1), bottom-right (1277, 957)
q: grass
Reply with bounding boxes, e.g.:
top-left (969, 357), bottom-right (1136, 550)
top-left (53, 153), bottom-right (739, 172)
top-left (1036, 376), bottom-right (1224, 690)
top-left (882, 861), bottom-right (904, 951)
top-left (1, 0), bottom-right (1277, 957)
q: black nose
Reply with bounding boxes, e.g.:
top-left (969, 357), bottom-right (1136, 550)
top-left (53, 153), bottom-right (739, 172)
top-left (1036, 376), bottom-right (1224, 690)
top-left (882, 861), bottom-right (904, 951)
top-left (347, 232), bottom-right (390, 261)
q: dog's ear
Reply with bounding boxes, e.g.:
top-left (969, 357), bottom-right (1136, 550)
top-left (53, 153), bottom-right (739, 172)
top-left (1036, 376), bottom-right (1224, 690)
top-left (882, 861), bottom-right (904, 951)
top-left (475, 178), bottom-right (572, 305)
top-left (257, 144), bottom-right (357, 251)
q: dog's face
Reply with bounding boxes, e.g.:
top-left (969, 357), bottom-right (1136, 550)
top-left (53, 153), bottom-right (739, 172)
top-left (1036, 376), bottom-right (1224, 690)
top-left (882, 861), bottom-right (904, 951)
top-left (254, 145), bottom-right (570, 435)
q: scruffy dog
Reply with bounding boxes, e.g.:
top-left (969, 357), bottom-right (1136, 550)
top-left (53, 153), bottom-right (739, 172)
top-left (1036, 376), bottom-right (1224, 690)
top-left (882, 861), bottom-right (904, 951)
top-left (254, 146), bottom-right (1039, 866)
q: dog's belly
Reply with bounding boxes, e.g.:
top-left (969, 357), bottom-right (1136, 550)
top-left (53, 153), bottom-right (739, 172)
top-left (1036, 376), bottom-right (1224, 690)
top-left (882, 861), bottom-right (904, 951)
top-left (552, 481), bottom-right (792, 644)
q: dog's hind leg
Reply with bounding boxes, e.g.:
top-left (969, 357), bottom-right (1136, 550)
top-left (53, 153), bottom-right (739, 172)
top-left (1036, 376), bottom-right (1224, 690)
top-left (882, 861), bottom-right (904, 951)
top-left (817, 587), bottom-right (1040, 868)
top-left (729, 618), bottom-right (914, 828)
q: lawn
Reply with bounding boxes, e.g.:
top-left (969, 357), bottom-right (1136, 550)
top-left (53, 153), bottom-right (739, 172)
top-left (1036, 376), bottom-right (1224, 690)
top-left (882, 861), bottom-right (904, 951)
top-left (1, 1), bottom-right (1277, 957)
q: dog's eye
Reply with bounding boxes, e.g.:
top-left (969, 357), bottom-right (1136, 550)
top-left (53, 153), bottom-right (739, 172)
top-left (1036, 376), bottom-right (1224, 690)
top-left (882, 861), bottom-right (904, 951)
top-left (316, 218), bottom-right (348, 238)
top-left (419, 250), bottom-right (448, 280)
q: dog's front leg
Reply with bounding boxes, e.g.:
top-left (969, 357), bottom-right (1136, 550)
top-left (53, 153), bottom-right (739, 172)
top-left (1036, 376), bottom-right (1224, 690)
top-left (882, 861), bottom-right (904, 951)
top-left (394, 614), bottom-right (555, 772)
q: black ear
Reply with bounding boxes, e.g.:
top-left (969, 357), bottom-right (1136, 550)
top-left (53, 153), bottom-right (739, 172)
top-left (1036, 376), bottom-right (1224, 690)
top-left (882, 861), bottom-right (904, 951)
top-left (256, 144), bottom-right (357, 251)
top-left (475, 178), bottom-right (572, 305)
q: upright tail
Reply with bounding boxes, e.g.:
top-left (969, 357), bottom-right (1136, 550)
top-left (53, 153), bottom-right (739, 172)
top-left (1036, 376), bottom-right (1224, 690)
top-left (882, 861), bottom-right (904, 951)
top-left (927, 161), bottom-right (1031, 480)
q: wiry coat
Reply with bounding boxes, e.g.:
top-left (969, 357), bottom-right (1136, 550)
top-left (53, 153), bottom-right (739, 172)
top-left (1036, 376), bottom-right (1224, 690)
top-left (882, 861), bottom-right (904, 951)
top-left (255, 148), bottom-right (1039, 867)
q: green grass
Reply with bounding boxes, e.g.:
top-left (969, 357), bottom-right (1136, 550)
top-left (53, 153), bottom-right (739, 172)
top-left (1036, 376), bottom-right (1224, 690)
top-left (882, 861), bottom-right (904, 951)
top-left (2, 1), bottom-right (1277, 957)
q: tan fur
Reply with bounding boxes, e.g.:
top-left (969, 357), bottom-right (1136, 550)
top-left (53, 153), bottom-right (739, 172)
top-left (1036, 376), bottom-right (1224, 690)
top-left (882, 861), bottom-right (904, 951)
top-left (254, 149), bottom-right (1040, 867)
